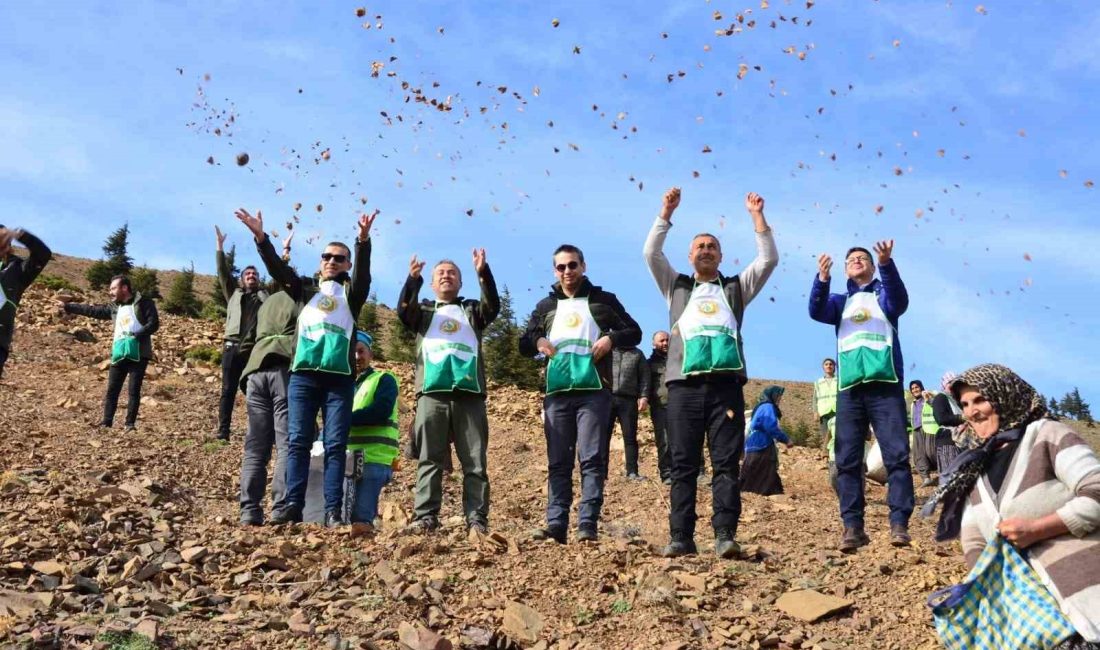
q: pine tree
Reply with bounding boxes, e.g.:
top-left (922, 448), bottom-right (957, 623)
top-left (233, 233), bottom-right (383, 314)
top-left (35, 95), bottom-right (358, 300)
top-left (86, 224), bottom-right (135, 289)
top-left (482, 287), bottom-right (542, 390)
top-left (358, 293), bottom-right (383, 360)
top-left (1048, 396), bottom-right (1061, 418)
top-left (130, 266), bottom-right (161, 300)
top-left (163, 264), bottom-right (203, 317)
top-left (382, 313), bottom-right (417, 363)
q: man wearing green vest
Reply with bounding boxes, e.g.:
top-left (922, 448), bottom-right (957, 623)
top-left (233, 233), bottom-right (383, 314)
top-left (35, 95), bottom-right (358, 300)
top-left (520, 244), bottom-right (641, 544)
top-left (236, 207), bottom-right (374, 527)
top-left (907, 380), bottom-right (938, 487)
top-left (809, 241), bottom-right (913, 551)
top-left (61, 275), bottom-right (160, 431)
top-left (0, 225), bottom-right (51, 380)
top-left (347, 331), bottom-right (400, 534)
top-left (813, 358), bottom-right (838, 449)
top-left (399, 249), bottom-right (499, 534)
top-left (644, 187), bottom-right (778, 559)
top-left (214, 226), bottom-right (268, 441)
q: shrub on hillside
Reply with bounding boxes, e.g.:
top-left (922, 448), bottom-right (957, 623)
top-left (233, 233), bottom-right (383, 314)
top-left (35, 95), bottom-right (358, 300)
top-left (786, 418), bottom-right (819, 448)
top-left (184, 344), bottom-right (222, 365)
top-left (34, 274), bottom-right (79, 292)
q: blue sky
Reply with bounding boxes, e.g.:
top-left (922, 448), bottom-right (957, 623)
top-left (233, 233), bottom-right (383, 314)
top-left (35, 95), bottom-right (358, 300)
top-left (3, 1), bottom-right (1098, 402)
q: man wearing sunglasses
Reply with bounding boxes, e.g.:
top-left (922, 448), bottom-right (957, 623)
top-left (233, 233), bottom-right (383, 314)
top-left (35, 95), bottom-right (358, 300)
top-left (236, 207), bottom-right (375, 527)
top-left (643, 187), bottom-right (778, 559)
top-left (810, 241), bottom-right (913, 552)
top-left (520, 245), bottom-right (641, 544)
top-left (398, 249), bottom-right (499, 535)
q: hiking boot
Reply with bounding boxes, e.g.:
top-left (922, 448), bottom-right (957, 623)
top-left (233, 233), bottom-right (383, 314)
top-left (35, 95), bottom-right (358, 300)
top-left (350, 522), bottom-right (376, 538)
top-left (660, 531), bottom-right (698, 558)
top-left (839, 526), bottom-right (870, 552)
top-left (576, 526), bottom-right (598, 543)
top-left (240, 515), bottom-right (263, 527)
top-left (324, 511), bottom-right (345, 528)
top-left (531, 526), bottom-right (567, 544)
top-left (270, 506), bottom-right (303, 525)
top-left (714, 528), bottom-right (740, 559)
top-left (215, 431), bottom-right (231, 442)
top-left (467, 520), bottom-right (489, 535)
top-left (123, 424), bottom-right (137, 433)
top-left (890, 523), bottom-right (912, 547)
top-left (403, 517), bottom-right (440, 535)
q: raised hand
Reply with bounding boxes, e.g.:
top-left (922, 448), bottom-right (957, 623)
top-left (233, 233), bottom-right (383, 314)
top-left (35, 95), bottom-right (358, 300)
top-left (659, 187), bottom-right (681, 221)
top-left (472, 247), bottom-right (487, 273)
top-left (817, 254), bottom-right (833, 282)
top-left (536, 337), bottom-right (557, 358)
top-left (409, 255), bottom-right (426, 279)
top-left (358, 209), bottom-right (379, 241)
top-left (874, 239), bottom-right (895, 265)
top-left (745, 192), bottom-right (765, 215)
top-left (0, 227), bottom-right (12, 251)
top-left (234, 208), bottom-right (264, 241)
top-left (215, 225), bottom-right (227, 252)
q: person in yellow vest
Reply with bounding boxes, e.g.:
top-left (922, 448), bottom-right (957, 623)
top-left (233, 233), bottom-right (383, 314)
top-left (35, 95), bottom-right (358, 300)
top-left (235, 207), bottom-right (375, 527)
top-left (908, 379), bottom-right (939, 487)
top-left (60, 274), bottom-right (160, 431)
top-left (398, 249), bottom-right (499, 534)
top-left (643, 188), bottom-right (778, 559)
top-left (347, 331), bottom-right (400, 535)
top-left (809, 241), bottom-right (914, 551)
top-left (813, 358), bottom-right (838, 449)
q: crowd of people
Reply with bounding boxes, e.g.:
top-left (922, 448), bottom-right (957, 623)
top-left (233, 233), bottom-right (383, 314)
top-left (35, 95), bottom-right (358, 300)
top-left (1, 185), bottom-right (1097, 647)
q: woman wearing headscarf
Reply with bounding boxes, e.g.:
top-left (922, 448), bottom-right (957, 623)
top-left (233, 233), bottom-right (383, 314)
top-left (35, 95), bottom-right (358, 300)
top-left (741, 386), bottom-right (792, 496)
top-left (930, 371), bottom-right (972, 485)
top-left (924, 364), bottom-right (1100, 648)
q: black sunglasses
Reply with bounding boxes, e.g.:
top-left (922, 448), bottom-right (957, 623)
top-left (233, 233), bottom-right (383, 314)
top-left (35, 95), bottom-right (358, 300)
top-left (555, 261), bottom-right (580, 272)
top-left (321, 253), bottom-right (348, 263)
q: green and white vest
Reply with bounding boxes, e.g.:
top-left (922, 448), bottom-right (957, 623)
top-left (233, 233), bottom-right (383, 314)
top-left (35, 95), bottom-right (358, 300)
top-left (676, 281), bottom-right (743, 375)
top-left (814, 377), bottom-right (838, 417)
top-left (347, 370), bottom-right (401, 466)
top-left (421, 303), bottom-right (480, 394)
top-left (291, 280), bottom-right (354, 374)
top-left (837, 291), bottom-right (898, 391)
top-left (111, 304), bottom-right (142, 364)
top-left (545, 297), bottom-right (603, 394)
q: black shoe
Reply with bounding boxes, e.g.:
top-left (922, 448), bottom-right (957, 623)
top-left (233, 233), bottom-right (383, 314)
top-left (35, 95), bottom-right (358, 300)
top-left (216, 431), bottom-right (230, 442)
top-left (403, 517), bottom-right (440, 534)
top-left (240, 515), bottom-right (263, 527)
top-left (324, 511), bottom-right (345, 528)
top-left (531, 526), bottom-right (567, 544)
top-left (576, 526), bottom-right (598, 543)
top-left (660, 531), bottom-right (697, 557)
top-left (467, 520), bottom-right (489, 535)
top-left (714, 528), bottom-right (740, 559)
top-left (270, 506), bottom-right (303, 525)
top-left (839, 526), bottom-right (870, 552)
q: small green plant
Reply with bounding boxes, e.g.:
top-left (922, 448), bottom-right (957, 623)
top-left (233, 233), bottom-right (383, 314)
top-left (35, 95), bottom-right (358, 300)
top-left (574, 605), bottom-right (596, 625)
top-left (34, 274), bottom-right (79, 291)
top-left (611, 599), bottom-right (632, 614)
top-left (203, 440), bottom-right (227, 453)
top-left (184, 344), bottom-right (222, 365)
top-left (95, 631), bottom-right (157, 650)
top-left (786, 418), bottom-right (819, 448)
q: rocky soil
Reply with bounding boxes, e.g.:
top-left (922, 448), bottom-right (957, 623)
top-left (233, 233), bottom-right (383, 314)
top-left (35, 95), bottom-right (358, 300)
top-left (4, 275), bottom-right (1095, 650)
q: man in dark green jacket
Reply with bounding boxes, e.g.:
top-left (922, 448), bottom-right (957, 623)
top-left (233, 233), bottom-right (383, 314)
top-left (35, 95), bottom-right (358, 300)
top-left (214, 226), bottom-right (267, 441)
top-left (0, 226), bottom-right (51, 380)
top-left (61, 275), bottom-right (160, 431)
top-left (399, 248), bottom-right (499, 534)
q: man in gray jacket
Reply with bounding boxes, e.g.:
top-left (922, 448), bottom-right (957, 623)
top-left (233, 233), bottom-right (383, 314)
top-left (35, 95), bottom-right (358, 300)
top-left (606, 346), bottom-right (650, 480)
top-left (643, 187), bottom-right (778, 558)
top-left (215, 226), bottom-right (268, 441)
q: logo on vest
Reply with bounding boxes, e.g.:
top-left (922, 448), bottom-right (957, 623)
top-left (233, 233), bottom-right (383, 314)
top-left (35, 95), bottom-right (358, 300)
top-left (564, 312), bottom-right (582, 328)
top-left (317, 296), bottom-right (337, 313)
top-left (697, 300), bottom-right (719, 316)
top-left (119, 314), bottom-right (132, 327)
top-left (439, 318), bottom-right (461, 334)
top-left (849, 307), bottom-right (871, 324)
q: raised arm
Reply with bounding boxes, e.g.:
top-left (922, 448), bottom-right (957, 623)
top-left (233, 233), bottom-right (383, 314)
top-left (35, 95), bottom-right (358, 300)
top-left (237, 209), bottom-right (302, 300)
top-left (932, 393), bottom-right (965, 428)
top-left (215, 225), bottom-right (237, 302)
top-left (737, 192), bottom-right (779, 306)
top-left (809, 254), bottom-right (841, 325)
top-left (398, 256), bottom-right (426, 333)
top-left (874, 240), bottom-right (908, 319)
top-left (348, 211), bottom-right (377, 318)
top-left (11, 228), bottom-right (51, 287)
top-left (471, 248), bottom-right (500, 330)
top-left (642, 187), bottom-right (681, 304)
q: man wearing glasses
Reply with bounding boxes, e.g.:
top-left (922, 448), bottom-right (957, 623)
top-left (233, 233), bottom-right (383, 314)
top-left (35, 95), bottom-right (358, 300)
top-left (236, 207), bottom-right (375, 527)
top-left (643, 188), bottom-right (778, 559)
top-left (520, 245), bottom-right (641, 544)
top-left (810, 241), bottom-right (913, 552)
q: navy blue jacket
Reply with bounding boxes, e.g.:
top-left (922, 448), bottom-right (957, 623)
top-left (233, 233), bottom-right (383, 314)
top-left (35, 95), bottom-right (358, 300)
top-left (808, 260), bottom-right (908, 384)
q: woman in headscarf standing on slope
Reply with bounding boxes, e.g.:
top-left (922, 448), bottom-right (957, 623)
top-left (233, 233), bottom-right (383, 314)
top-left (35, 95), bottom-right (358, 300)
top-left (741, 385), bottom-right (793, 496)
top-left (925, 364), bottom-right (1100, 648)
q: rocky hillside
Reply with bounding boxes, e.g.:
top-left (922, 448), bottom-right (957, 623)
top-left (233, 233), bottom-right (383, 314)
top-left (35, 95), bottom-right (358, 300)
top-left (2, 260), bottom-right (1097, 650)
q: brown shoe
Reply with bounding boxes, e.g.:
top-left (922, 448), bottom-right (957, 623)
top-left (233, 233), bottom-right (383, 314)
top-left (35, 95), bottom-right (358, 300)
top-left (890, 523), bottom-right (911, 547)
top-left (839, 526), bottom-right (870, 552)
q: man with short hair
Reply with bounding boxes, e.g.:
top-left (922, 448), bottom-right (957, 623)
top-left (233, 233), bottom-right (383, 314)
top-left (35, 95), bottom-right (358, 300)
top-left (646, 331), bottom-right (672, 484)
top-left (346, 331), bottom-right (400, 534)
top-left (907, 379), bottom-right (938, 487)
top-left (813, 358), bottom-right (838, 449)
top-left (606, 344), bottom-right (650, 480)
top-left (520, 244), bottom-right (641, 543)
top-left (214, 226), bottom-right (268, 441)
top-left (398, 249), bottom-right (499, 534)
top-left (0, 225), bottom-right (51, 379)
top-left (236, 207), bottom-right (374, 527)
top-left (810, 240), bottom-right (914, 551)
top-left (644, 187), bottom-right (778, 559)
top-left (61, 275), bottom-right (160, 431)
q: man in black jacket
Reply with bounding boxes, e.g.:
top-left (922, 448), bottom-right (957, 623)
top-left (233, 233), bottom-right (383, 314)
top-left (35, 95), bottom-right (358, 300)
top-left (606, 345), bottom-right (649, 480)
top-left (61, 275), bottom-right (160, 430)
top-left (0, 226), bottom-right (51, 380)
top-left (519, 244), bottom-right (641, 543)
top-left (646, 330), bottom-right (672, 484)
top-left (214, 226), bottom-right (268, 441)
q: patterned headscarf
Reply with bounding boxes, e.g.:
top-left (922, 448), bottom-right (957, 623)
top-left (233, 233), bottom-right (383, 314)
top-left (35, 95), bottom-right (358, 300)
top-left (922, 363), bottom-right (1049, 541)
top-left (940, 371), bottom-right (958, 392)
top-left (751, 385), bottom-right (785, 421)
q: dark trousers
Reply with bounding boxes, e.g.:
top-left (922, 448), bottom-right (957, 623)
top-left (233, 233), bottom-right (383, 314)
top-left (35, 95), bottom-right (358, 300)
top-left (651, 404), bottom-right (670, 480)
top-left (606, 394), bottom-right (641, 475)
top-left (835, 382), bottom-right (914, 528)
top-left (0, 346), bottom-right (8, 380)
top-left (218, 341), bottom-right (248, 436)
top-left (240, 366), bottom-right (290, 522)
top-left (544, 389), bottom-right (612, 532)
top-left (666, 378), bottom-right (745, 539)
top-left (284, 371), bottom-right (354, 514)
top-left (103, 359), bottom-right (148, 427)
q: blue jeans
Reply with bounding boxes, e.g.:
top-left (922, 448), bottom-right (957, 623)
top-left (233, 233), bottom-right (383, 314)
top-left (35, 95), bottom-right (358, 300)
top-left (543, 390), bottom-right (612, 532)
top-left (284, 370), bottom-right (355, 513)
top-left (353, 462), bottom-right (393, 524)
top-left (835, 381), bottom-right (914, 527)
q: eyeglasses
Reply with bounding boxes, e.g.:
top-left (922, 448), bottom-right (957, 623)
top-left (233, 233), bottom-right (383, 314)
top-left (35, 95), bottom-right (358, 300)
top-left (845, 255), bottom-right (872, 265)
top-left (555, 261), bottom-right (580, 272)
top-left (321, 253), bottom-right (348, 263)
